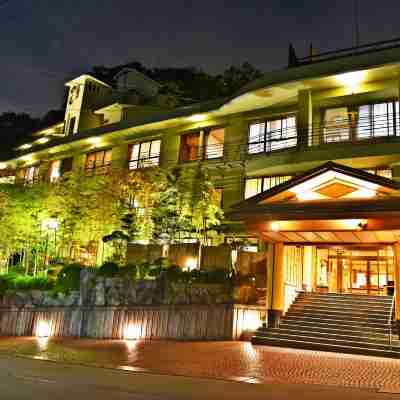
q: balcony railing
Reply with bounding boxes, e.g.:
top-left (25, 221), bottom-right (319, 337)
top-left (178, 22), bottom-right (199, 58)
top-left (245, 114), bottom-right (400, 158)
top-left (179, 143), bottom-right (224, 163)
top-left (294, 36), bottom-right (400, 66)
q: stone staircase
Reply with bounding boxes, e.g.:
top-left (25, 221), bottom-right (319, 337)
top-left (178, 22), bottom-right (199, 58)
top-left (252, 292), bottom-right (400, 358)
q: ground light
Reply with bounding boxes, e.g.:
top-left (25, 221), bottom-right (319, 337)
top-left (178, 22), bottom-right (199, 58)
top-left (124, 324), bottom-right (141, 341)
top-left (36, 320), bottom-right (51, 338)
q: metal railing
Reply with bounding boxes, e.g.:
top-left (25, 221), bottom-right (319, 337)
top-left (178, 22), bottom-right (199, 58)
top-left (295, 37), bottom-right (400, 66)
top-left (179, 143), bottom-right (225, 163)
top-left (389, 293), bottom-right (396, 348)
top-left (246, 113), bottom-right (400, 157)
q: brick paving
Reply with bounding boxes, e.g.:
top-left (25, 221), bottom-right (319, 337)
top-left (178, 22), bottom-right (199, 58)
top-left (0, 337), bottom-right (399, 391)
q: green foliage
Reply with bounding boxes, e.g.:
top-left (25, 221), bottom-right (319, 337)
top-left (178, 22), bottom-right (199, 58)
top-left (119, 264), bottom-right (138, 279)
top-left (0, 273), bottom-right (54, 295)
top-left (97, 262), bottom-right (120, 277)
top-left (165, 267), bottom-right (231, 285)
top-left (54, 263), bottom-right (84, 293)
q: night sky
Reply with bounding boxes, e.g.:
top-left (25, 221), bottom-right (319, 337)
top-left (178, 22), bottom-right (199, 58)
top-left (1, 0), bottom-right (400, 116)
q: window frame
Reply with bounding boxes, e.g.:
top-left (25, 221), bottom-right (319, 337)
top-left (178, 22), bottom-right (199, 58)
top-left (85, 149), bottom-right (112, 176)
top-left (244, 175), bottom-right (293, 199)
top-left (128, 139), bottom-right (161, 170)
top-left (248, 115), bottom-right (297, 155)
top-left (23, 165), bottom-right (41, 185)
top-left (322, 99), bottom-right (400, 144)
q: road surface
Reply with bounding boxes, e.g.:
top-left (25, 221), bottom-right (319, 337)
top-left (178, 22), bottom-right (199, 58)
top-left (0, 354), bottom-right (398, 400)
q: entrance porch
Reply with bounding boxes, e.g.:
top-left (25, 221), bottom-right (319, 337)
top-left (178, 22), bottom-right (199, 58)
top-left (229, 162), bottom-right (400, 356)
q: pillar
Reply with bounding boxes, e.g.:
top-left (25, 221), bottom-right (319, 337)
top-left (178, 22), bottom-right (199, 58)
top-left (303, 246), bottom-right (313, 292)
top-left (394, 243), bottom-right (400, 337)
top-left (297, 89), bottom-right (313, 149)
top-left (266, 242), bottom-right (285, 328)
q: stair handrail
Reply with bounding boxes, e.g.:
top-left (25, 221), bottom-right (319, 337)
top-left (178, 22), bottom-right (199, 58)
top-left (389, 293), bottom-right (395, 348)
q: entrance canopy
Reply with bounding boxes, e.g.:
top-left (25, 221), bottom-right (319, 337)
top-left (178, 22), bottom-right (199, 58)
top-left (230, 162), bottom-right (400, 244)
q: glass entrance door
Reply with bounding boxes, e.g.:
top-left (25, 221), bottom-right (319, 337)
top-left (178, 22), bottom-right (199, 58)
top-left (316, 246), bottom-right (394, 295)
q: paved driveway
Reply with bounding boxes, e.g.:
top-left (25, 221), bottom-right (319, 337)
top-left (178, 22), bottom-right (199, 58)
top-left (0, 337), bottom-right (399, 393)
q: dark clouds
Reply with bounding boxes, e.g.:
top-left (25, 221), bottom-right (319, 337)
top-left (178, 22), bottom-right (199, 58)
top-left (1, 0), bottom-right (399, 115)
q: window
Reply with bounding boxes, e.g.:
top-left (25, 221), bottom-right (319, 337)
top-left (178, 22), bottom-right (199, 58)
top-left (49, 160), bottom-right (61, 182)
top-left (323, 108), bottom-right (351, 142)
top-left (180, 132), bottom-right (200, 162)
top-left (248, 116), bottom-right (297, 154)
top-left (129, 139), bottom-right (161, 170)
top-left (23, 165), bottom-right (40, 184)
top-left (0, 169), bottom-right (15, 184)
top-left (323, 101), bottom-right (400, 143)
top-left (204, 128), bottom-right (224, 159)
top-left (244, 175), bottom-right (292, 199)
top-left (85, 150), bottom-right (112, 176)
top-left (357, 101), bottom-right (399, 139)
top-left (364, 168), bottom-right (392, 179)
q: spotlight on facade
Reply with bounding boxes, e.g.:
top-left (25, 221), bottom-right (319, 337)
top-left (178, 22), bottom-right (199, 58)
top-left (36, 320), bottom-right (50, 338)
top-left (87, 136), bottom-right (102, 146)
top-left (36, 137), bottom-right (50, 144)
top-left (188, 114), bottom-right (207, 123)
top-left (336, 71), bottom-right (366, 92)
top-left (20, 143), bottom-right (33, 150)
top-left (0, 163), bottom-right (7, 170)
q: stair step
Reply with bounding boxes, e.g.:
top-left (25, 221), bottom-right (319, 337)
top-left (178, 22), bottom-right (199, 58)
top-left (261, 327), bottom-right (396, 344)
top-left (285, 311), bottom-right (388, 322)
top-left (257, 331), bottom-right (398, 351)
top-left (283, 315), bottom-right (389, 328)
top-left (253, 293), bottom-right (396, 358)
top-left (251, 336), bottom-right (400, 358)
top-left (290, 299), bottom-right (391, 313)
top-left (279, 320), bottom-right (389, 334)
top-left (277, 322), bottom-right (389, 336)
top-left (297, 293), bottom-right (392, 304)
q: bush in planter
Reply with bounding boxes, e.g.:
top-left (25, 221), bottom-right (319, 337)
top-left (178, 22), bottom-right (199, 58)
top-left (97, 262), bottom-right (120, 278)
top-left (54, 263), bottom-right (84, 294)
top-left (119, 264), bottom-right (138, 279)
top-left (0, 273), bottom-right (54, 295)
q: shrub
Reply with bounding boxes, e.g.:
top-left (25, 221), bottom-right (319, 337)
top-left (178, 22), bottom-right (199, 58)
top-left (137, 262), bottom-right (151, 279)
top-left (97, 262), bottom-right (120, 278)
top-left (0, 273), bottom-right (54, 295)
top-left (55, 263), bottom-right (84, 293)
top-left (119, 264), bottom-right (138, 279)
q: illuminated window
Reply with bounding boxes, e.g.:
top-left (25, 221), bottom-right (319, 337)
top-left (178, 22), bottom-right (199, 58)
top-left (248, 116), bottom-right (297, 154)
top-left (49, 160), bottom-right (61, 182)
top-left (364, 168), bottom-right (392, 179)
top-left (245, 175), bottom-right (292, 199)
top-left (129, 139), bottom-right (161, 170)
top-left (323, 101), bottom-right (400, 143)
top-left (0, 169), bottom-right (15, 184)
top-left (23, 165), bottom-right (41, 184)
top-left (204, 128), bottom-right (224, 159)
top-left (357, 101), bottom-right (399, 139)
top-left (180, 132), bottom-right (200, 162)
top-left (323, 108), bottom-right (351, 142)
top-left (85, 150), bottom-right (112, 176)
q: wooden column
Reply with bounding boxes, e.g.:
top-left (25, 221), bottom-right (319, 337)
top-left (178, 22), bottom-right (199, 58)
top-left (267, 242), bottom-right (285, 328)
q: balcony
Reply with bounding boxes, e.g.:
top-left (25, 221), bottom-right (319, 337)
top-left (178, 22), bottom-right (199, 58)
top-left (245, 113), bottom-right (400, 161)
top-left (179, 143), bottom-right (225, 163)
